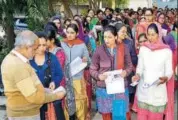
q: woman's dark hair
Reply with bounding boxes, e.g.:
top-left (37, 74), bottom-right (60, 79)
top-left (88, 9), bottom-right (95, 14)
top-left (35, 31), bottom-right (47, 39)
top-left (166, 10), bottom-right (174, 15)
top-left (123, 17), bottom-right (130, 25)
top-left (115, 8), bottom-right (121, 13)
top-left (147, 23), bottom-right (159, 34)
top-left (104, 25), bottom-right (117, 36)
top-left (173, 21), bottom-right (178, 31)
top-left (66, 24), bottom-right (79, 33)
top-left (46, 29), bottom-right (61, 47)
top-left (105, 7), bottom-right (110, 12)
top-left (126, 25), bottom-right (133, 39)
top-left (157, 12), bottom-right (165, 19)
top-left (44, 22), bottom-right (58, 33)
top-left (129, 11), bottom-right (135, 17)
top-left (138, 33), bottom-right (147, 40)
top-left (83, 16), bottom-right (91, 33)
top-left (96, 9), bottom-right (103, 15)
top-left (144, 8), bottom-right (153, 15)
top-left (101, 19), bottom-right (109, 28)
top-left (64, 19), bottom-right (71, 25)
top-left (115, 23), bottom-right (126, 32)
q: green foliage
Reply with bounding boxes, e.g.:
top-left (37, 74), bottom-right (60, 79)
top-left (27, 0), bottom-right (50, 31)
top-left (116, 0), bottom-right (129, 8)
top-left (0, 39), bottom-right (10, 63)
top-left (80, 9), bottom-right (88, 16)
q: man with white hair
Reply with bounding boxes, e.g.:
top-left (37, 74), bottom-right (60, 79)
top-left (1, 30), bottom-right (65, 120)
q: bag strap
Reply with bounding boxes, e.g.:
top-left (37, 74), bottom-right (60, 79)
top-left (44, 52), bottom-right (52, 87)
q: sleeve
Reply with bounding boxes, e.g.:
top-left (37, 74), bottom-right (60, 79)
top-left (51, 55), bottom-right (64, 87)
top-left (124, 46), bottom-right (133, 77)
top-left (82, 44), bottom-right (91, 66)
top-left (136, 47), bottom-right (144, 76)
top-left (13, 65), bottom-right (58, 104)
top-left (89, 48), bottom-right (100, 80)
top-left (56, 50), bottom-right (66, 70)
top-left (165, 50), bottom-right (173, 80)
top-left (130, 40), bottom-right (138, 66)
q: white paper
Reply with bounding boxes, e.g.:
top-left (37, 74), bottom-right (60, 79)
top-left (130, 81), bottom-right (139, 87)
top-left (105, 70), bottom-right (125, 94)
top-left (52, 86), bottom-right (66, 94)
top-left (70, 57), bottom-right (87, 76)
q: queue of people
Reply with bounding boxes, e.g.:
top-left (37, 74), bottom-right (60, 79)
top-left (1, 6), bottom-right (177, 120)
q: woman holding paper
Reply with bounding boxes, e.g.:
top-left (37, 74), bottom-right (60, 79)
top-left (132, 23), bottom-right (173, 120)
top-left (30, 31), bottom-right (66, 120)
top-left (90, 25), bottom-right (133, 120)
top-left (61, 24), bottom-right (90, 120)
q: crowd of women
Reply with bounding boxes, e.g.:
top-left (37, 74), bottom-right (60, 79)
top-left (29, 6), bottom-right (177, 120)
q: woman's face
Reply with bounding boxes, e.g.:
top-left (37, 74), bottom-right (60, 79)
top-left (167, 11), bottom-right (173, 18)
top-left (88, 10), bottom-right (94, 17)
top-left (145, 10), bottom-right (153, 22)
top-left (117, 26), bottom-right (127, 41)
top-left (138, 10), bottom-right (142, 15)
top-left (65, 21), bottom-right (71, 28)
top-left (105, 9), bottom-right (110, 16)
top-left (97, 12), bottom-right (103, 20)
top-left (37, 38), bottom-right (47, 54)
top-left (138, 36), bottom-right (147, 46)
top-left (53, 19), bottom-right (61, 29)
top-left (86, 17), bottom-right (91, 23)
top-left (66, 27), bottom-right (77, 41)
top-left (158, 14), bottom-right (165, 24)
top-left (147, 28), bottom-right (159, 43)
top-left (104, 31), bottom-right (116, 48)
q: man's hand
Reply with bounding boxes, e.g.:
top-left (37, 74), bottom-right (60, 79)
top-left (56, 91), bottom-right (65, 99)
top-left (49, 82), bottom-right (55, 90)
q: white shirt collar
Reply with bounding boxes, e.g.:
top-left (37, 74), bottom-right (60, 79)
top-left (11, 50), bottom-right (29, 63)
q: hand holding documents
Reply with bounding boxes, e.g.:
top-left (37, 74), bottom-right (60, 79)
top-left (70, 57), bottom-right (87, 76)
top-left (53, 86), bottom-right (66, 94)
top-left (130, 81), bottom-right (139, 87)
top-left (105, 70), bottom-right (125, 94)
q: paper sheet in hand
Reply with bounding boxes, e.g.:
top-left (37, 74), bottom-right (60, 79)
top-left (105, 70), bottom-right (125, 94)
top-left (130, 81), bottom-right (139, 87)
top-left (70, 57), bottom-right (87, 76)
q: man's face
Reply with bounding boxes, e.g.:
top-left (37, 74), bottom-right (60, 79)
top-left (26, 39), bottom-right (39, 60)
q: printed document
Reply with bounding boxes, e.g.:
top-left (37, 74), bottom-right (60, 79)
top-left (105, 70), bottom-right (125, 94)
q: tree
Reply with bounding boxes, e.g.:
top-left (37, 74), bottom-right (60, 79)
top-left (27, 0), bottom-right (50, 31)
top-left (88, 0), bottom-right (102, 10)
top-left (0, 0), bottom-right (27, 49)
top-left (116, 0), bottom-right (129, 8)
top-left (60, 0), bottom-right (73, 18)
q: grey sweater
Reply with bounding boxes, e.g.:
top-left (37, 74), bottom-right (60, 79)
top-left (61, 42), bottom-right (90, 80)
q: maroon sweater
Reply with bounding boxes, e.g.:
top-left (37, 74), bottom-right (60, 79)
top-left (90, 44), bottom-right (133, 88)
